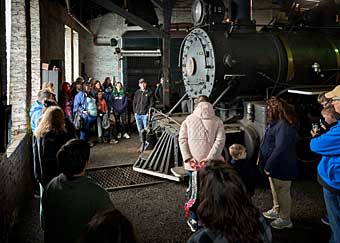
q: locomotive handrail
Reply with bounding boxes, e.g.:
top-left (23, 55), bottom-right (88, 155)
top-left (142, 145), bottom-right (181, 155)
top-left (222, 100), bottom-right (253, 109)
top-left (273, 85), bottom-right (335, 97)
top-left (167, 92), bottom-right (189, 115)
top-left (149, 107), bottom-right (181, 126)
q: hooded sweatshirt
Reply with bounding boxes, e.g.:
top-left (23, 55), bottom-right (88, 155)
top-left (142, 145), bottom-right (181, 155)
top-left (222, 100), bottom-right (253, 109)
top-left (179, 102), bottom-right (226, 171)
top-left (30, 101), bottom-right (43, 133)
top-left (310, 121), bottom-right (340, 193)
top-left (112, 88), bottom-right (128, 113)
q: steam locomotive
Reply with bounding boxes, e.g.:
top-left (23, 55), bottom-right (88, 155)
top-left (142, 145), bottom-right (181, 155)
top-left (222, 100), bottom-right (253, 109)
top-left (133, 0), bottom-right (340, 180)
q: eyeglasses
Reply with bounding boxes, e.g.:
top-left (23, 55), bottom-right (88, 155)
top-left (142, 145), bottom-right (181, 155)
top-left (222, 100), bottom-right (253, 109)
top-left (331, 97), bottom-right (340, 102)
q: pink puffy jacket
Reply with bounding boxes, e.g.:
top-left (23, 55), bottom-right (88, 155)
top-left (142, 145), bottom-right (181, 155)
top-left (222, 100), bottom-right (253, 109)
top-left (178, 102), bottom-right (226, 171)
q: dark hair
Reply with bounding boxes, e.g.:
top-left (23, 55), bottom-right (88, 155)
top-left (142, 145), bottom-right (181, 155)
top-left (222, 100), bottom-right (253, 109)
top-left (57, 139), bottom-right (90, 176)
top-left (75, 76), bottom-right (85, 83)
top-left (79, 208), bottom-right (137, 243)
top-left (266, 96), bottom-right (297, 125)
top-left (198, 160), bottom-right (262, 243)
top-left (94, 80), bottom-right (102, 90)
top-left (43, 99), bottom-right (58, 108)
top-left (103, 77), bottom-right (112, 88)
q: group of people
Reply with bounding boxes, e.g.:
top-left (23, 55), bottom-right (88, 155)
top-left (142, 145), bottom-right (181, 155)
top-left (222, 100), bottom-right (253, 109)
top-left (65, 76), bottom-right (131, 145)
top-left (177, 88), bottom-right (340, 243)
top-left (176, 94), bottom-right (310, 242)
top-left (28, 76), bottom-right (142, 243)
top-left (42, 139), bottom-right (136, 243)
top-left (27, 74), bottom-right (340, 242)
top-left (310, 86), bottom-right (340, 243)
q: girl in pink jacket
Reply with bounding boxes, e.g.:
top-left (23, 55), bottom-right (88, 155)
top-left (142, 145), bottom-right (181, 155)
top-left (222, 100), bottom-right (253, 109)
top-left (178, 96), bottom-right (226, 232)
top-left (179, 97), bottom-right (225, 170)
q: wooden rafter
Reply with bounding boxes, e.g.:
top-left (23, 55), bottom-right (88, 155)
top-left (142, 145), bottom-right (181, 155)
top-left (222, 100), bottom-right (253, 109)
top-left (91, 0), bottom-right (167, 38)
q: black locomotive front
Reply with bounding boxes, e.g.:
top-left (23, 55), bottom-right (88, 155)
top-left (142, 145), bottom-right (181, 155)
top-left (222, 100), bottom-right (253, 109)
top-left (180, 0), bottom-right (340, 100)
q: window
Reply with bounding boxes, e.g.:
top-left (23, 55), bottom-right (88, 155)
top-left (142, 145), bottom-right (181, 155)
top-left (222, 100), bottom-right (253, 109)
top-left (64, 26), bottom-right (79, 83)
top-left (73, 30), bottom-right (79, 79)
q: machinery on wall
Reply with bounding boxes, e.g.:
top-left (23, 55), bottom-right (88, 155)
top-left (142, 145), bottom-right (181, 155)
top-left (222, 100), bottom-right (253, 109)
top-left (133, 0), bottom-right (340, 180)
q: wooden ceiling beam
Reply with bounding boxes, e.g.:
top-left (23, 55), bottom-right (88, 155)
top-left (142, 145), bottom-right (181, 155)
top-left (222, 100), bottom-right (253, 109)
top-left (91, 0), bottom-right (167, 38)
top-left (151, 0), bottom-right (163, 10)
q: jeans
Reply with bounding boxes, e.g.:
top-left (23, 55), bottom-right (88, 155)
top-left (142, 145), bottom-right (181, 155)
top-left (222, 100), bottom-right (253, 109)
top-left (80, 115), bottom-right (96, 141)
top-left (323, 187), bottom-right (340, 243)
top-left (114, 111), bottom-right (127, 134)
top-left (135, 114), bottom-right (148, 142)
top-left (39, 183), bottom-right (45, 229)
top-left (97, 115), bottom-right (109, 139)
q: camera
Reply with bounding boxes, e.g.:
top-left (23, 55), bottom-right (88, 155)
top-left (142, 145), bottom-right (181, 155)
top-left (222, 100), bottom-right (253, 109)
top-left (312, 123), bottom-right (320, 133)
top-left (320, 118), bottom-right (327, 127)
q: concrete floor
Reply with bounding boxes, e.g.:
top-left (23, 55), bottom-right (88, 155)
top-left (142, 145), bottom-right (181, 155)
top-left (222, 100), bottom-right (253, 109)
top-left (9, 134), bottom-right (332, 243)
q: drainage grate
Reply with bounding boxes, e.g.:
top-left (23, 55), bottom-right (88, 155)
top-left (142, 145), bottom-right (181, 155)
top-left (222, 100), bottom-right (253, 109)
top-left (85, 164), bottom-right (164, 191)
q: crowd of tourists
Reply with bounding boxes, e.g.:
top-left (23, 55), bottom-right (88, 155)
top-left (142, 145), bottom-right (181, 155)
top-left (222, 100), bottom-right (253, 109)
top-left (26, 74), bottom-right (340, 242)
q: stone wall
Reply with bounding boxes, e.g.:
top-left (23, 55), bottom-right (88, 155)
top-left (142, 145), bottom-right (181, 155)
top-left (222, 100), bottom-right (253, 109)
top-left (0, 134), bottom-right (33, 243)
top-left (80, 14), bottom-right (127, 82)
top-left (0, 0), bottom-right (6, 100)
top-left (10, 0), bottom-right (27, 132)
top-left (30, 0), bottom-right (40, 101)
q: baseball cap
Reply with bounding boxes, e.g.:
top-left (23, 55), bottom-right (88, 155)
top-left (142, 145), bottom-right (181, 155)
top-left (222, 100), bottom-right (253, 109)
top-left (325, 85), bottom-right (340, 99)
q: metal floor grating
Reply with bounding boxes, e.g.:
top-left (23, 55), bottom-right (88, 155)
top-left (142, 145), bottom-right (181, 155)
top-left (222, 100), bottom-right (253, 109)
top-left (85, 164), bottom-right (164, 191)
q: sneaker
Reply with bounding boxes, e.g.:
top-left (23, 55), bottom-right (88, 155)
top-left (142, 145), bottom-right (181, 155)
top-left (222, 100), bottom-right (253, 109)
top-left (89, 141), bottom-right (95, 147)
top-left (187, 218), bottom-right (198, 232)
top-left (98, 137), bottom-right (103, 143)
top-left (123, 133), bottom-right (130, 139)
top-left (270, 218), bottom-right (293, 229)
top-left (171, 166), bottom-right (188, 178)
top-left (263, 208), bottom-right (279, 220)
top-left (321, 215), bottom-right (330, 226)
top-left (117, 133), bottom-right (122, 139)
top-left (143, 141), bottom-right (149, 150)
top-left (110, 139), bottom-right (119, 144)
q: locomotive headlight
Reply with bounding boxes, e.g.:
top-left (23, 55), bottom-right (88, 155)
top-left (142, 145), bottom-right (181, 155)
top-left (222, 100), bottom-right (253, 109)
top-left (185, 57), bottom-right (196, 77)
top-left (192, 0), bottom-right (205, 26)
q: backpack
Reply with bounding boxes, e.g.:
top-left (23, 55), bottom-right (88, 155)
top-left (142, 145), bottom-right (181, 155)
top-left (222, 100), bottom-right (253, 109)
top-left (73, 111), bottom-right (84, 130)
top-left (101, 112), bottom-right (110, 129)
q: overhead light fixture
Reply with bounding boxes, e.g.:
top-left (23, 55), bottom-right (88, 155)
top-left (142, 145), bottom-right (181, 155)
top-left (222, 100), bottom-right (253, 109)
top-left (192, 0), bottom-right (206, 26)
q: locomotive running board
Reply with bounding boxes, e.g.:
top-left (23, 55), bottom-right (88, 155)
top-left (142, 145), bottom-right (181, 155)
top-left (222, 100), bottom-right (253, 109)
top-left (133, 126), bottom-right (183, 182)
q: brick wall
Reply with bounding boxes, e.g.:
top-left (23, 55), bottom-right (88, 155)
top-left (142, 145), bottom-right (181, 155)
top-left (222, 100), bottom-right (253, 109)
top-left (10, 0), bottom-right (27, 132)
top-left (0, 135), bottom-right (33, 243)
top-left (0, 0), bottom-right (6, 100)
top-left (30, 0), bottom-right (40, 101)
top-left (81, 1), bottom-right (274, 83)
top-left (80, 14), bottom-right (126, 82)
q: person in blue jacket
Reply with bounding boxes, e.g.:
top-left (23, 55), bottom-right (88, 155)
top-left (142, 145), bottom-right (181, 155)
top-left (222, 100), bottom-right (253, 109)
top-left (259, 97), bottom-right (299, 230)
top-left (73, 83), bottom-right (96, 143)
top-left (310, 85), bottom-right (340, 243)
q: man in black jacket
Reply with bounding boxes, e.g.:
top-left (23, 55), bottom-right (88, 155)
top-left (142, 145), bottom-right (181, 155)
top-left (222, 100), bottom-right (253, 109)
top-left (133, 78), bottom-right (154, 151)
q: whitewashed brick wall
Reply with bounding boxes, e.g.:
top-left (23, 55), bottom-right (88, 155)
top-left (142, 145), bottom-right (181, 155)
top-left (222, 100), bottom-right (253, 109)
top-left (31, 0), bottom-right (41, 102)
top-left (0, 0), bottom-right (6, 99)
top-left (10, 0), bottom-right (27, 132)
top-left (80, 13), bottom-right (127, 82)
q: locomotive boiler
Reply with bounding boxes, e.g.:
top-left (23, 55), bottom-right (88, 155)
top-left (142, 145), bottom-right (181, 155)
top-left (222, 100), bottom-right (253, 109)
top-left (133, 0), bottom-right (340, 180)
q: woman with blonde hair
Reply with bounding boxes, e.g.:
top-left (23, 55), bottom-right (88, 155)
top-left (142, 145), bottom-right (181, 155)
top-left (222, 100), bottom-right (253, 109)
top-left (35, 106), bottom-right (69, 188)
